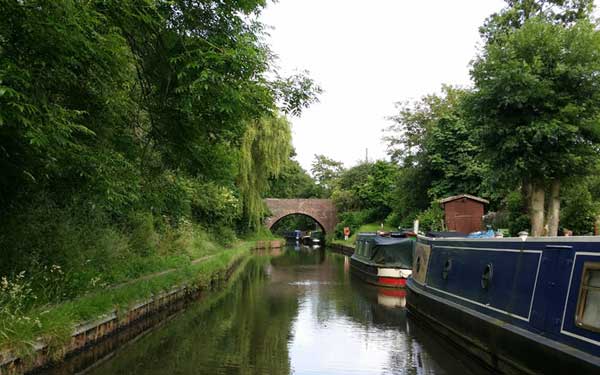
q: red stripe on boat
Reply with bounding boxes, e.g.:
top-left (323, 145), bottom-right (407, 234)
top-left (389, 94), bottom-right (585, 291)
top-left (378, 277), bottom-right (406, 287)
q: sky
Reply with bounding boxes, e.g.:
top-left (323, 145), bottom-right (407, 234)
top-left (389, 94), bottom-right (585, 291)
top-left (259, 0), bottom-right (508, 171)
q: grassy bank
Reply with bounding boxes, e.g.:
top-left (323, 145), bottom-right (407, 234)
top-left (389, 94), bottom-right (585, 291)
top-left (0, 239), bottom-right (256, 361)
top-left (330, 222), bottom-right (395, 247)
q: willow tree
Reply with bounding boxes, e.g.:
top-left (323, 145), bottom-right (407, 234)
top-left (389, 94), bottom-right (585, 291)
top-left (470, 17), bottom-right (600, 236)
top-left (238, 115), bottom-right (292, 229)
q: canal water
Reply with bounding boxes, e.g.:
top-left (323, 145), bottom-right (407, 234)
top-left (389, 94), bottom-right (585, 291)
top-left (54, 247), bottom-right (490, 374)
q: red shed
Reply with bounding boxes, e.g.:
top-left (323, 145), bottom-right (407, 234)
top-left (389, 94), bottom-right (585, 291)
top-left (440, 194), bottom-right (489, 234)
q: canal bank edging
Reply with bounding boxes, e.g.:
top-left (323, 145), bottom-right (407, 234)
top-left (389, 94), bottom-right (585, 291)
top-left (329, 243), bottom-right (354, 256)
top-left (0, 251), bottom-right (250, 375)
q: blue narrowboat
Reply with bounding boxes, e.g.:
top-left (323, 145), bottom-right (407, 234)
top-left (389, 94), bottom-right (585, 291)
top-left (406, 235), bottom-right (600, 373)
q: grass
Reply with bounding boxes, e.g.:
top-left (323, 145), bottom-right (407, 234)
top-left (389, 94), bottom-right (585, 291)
top-left (0, 241), bottom-right (254, 361)
top-left (330, 222), bottom-right (396, 247)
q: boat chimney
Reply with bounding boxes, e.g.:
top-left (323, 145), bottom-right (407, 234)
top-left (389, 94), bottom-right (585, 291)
top-left (518, 231), bottom-right (528, 241)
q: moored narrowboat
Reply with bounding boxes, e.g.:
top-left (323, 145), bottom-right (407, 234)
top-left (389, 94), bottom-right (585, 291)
top-left (406, 234), bottom-right (600, 373)
top-left (350, 233), bottom-right (414, 288)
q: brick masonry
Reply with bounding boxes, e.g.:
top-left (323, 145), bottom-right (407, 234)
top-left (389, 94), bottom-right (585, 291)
top-left (264, 198), bottom-right (338, 234)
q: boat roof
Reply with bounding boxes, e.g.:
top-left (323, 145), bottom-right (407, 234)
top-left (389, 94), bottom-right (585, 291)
top-left (418, 234), bottom-right (600, 242)
top-left (371, 236), bottom-right (413, 246)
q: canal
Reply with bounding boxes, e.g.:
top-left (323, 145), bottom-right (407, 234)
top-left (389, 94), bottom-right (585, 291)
top-left (49, 247), bottom-right (489, 374)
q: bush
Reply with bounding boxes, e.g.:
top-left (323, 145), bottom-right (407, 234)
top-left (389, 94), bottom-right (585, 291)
top-left (126, 212), bottom-right (159, 256)
top-left (417, 204), bottom-right (444, 232)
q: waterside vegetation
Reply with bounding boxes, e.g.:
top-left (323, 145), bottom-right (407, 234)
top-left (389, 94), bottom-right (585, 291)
top-left (0, 0), bottom-right (319, 362)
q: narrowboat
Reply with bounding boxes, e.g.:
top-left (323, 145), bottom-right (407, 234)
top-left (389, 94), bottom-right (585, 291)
top-left (350, 233), bottom-right (414, 288)
top-left (406, 234), bottom-right (600, 373)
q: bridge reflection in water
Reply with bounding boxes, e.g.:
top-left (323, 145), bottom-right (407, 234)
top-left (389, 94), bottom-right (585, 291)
top-left (49, 247), bottom-right (490, 375)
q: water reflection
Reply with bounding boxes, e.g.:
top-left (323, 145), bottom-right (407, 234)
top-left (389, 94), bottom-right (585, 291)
top-left (59, 247), bottom-right (487, 375)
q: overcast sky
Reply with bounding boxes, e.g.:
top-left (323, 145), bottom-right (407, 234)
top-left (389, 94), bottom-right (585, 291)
top-left (259, 0), bottom-right (512, 171)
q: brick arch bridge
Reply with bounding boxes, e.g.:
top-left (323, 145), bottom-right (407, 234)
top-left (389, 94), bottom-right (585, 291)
top-left (264, 199), bottom-right (338, 234)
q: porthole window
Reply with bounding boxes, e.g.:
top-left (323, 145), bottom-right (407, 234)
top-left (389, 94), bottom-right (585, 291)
top-left (575, 262), bottom-right (600, 332)
top-left (481, 263), bottom-right (493, 289)
top-left (442, 259), bottom-right (452, 280)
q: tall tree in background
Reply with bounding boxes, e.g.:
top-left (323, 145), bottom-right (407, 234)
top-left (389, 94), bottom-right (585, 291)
top-left (310, 154), bottom-right (344, 198)
top-left (481, 0), bottom-right (594, 43)
top-left (384, 86), bottom-right (486, 212)
top-left (267, 151), bottom-right (320, 199)
top-left (470, 15), bottom-right (600, 236)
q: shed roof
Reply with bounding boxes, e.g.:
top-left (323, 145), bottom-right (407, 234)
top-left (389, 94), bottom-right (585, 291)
top-left (439, 194), bottom-right (489, 205)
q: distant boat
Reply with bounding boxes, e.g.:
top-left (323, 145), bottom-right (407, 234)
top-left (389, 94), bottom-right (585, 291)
top-left (350, 233), bottom-right (414, 288)
top-left (406, 234), bottom-right (600, 373)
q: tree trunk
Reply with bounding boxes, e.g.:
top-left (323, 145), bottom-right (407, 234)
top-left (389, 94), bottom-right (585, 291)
top-left (530, 180), bottom-right (545, 237)
top-left (546, 179), bottom-right (561, 237)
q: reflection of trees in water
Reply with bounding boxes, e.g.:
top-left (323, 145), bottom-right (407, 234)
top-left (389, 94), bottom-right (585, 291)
top-left (269, 246), bottom-right (326, 267)
top-left (324, 255), bottom-right (479, 375)
top-left (88, 258), bottom-right (299, 375)
top-left (85, 250), bottom-right (486, 375)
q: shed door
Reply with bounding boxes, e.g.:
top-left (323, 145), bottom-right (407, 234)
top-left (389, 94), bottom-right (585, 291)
top-left (454, 214), bottom-right (478, 234)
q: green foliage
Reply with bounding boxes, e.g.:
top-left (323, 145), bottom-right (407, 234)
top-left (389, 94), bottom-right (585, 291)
top-left (384, 86), bottom-right (488, 224)
top-left (416, 204), bottom-right (445, 233)
top-left (311, 154), bottom-right (344, 197)
top-left (561, 178), bottom-right (600, 234)
top-left (334, 209), bottom-right (381, 239)
top-left (267, 155), bottom-right (320, 198)
top-left (0, 0), bottom-right (320, 358)
top-left (505, 190), bottom-right (532, 236)
top-left (333, 161), bottom-right (398, 218)
top-left (480, 0), bottom-right (593, 43)
top-left (388, 167), bottom-right (432, 227)
top-left (271, 215), bottom-right (322, 235)
top-left (238, 115), bottom-right (292, 229)
top-left (0, 243), bottom-right (252, 358)
top-left (470, 17), bottom-right (600, 185)
top-left (330, 160), bottom-right (400, 238)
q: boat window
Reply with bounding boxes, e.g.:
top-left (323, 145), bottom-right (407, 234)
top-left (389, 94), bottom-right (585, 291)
top-left (416, 256), bottom-right (421, 273)
top-left (364, 242), bottom-right (371, 257)
top-left (442, 259), bottom-right (452, 280)
top-left (481, 263), bottom-right (493, 289)
top-left (575, 262), bottom-right (600, 332)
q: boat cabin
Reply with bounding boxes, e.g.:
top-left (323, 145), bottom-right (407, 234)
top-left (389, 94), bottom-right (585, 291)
top-left (354, 234), bottom-right (414, 269)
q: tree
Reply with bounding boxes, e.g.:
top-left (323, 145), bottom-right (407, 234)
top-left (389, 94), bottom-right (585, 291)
top-left (333, 161), bottom-right (398, 217)
top-left (480, 0), bottom-right (593, 43)
top-left (267, 153), bottom-right (320, 199)
top-left (384, 86), bottom-right (487, 202)
top-left (310, 154), bottom-right (344, 197)
top-left (470, 17), bottom-right (600, 236)
top-left (238, 115), bottom-right (292, 230)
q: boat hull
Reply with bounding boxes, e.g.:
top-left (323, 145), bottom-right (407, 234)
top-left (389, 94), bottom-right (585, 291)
top-left (406, 235), bottom-right (600, 374)
top-left (407, 278), bottom-right (599, 374)
top-left (350, 257), bottom-right (409, 288)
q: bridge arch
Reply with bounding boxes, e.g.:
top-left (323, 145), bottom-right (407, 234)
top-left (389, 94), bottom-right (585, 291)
top-left (264, 199), bottom-right (338, 234)
top-left (269, 212), bottom-right (326, 233)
